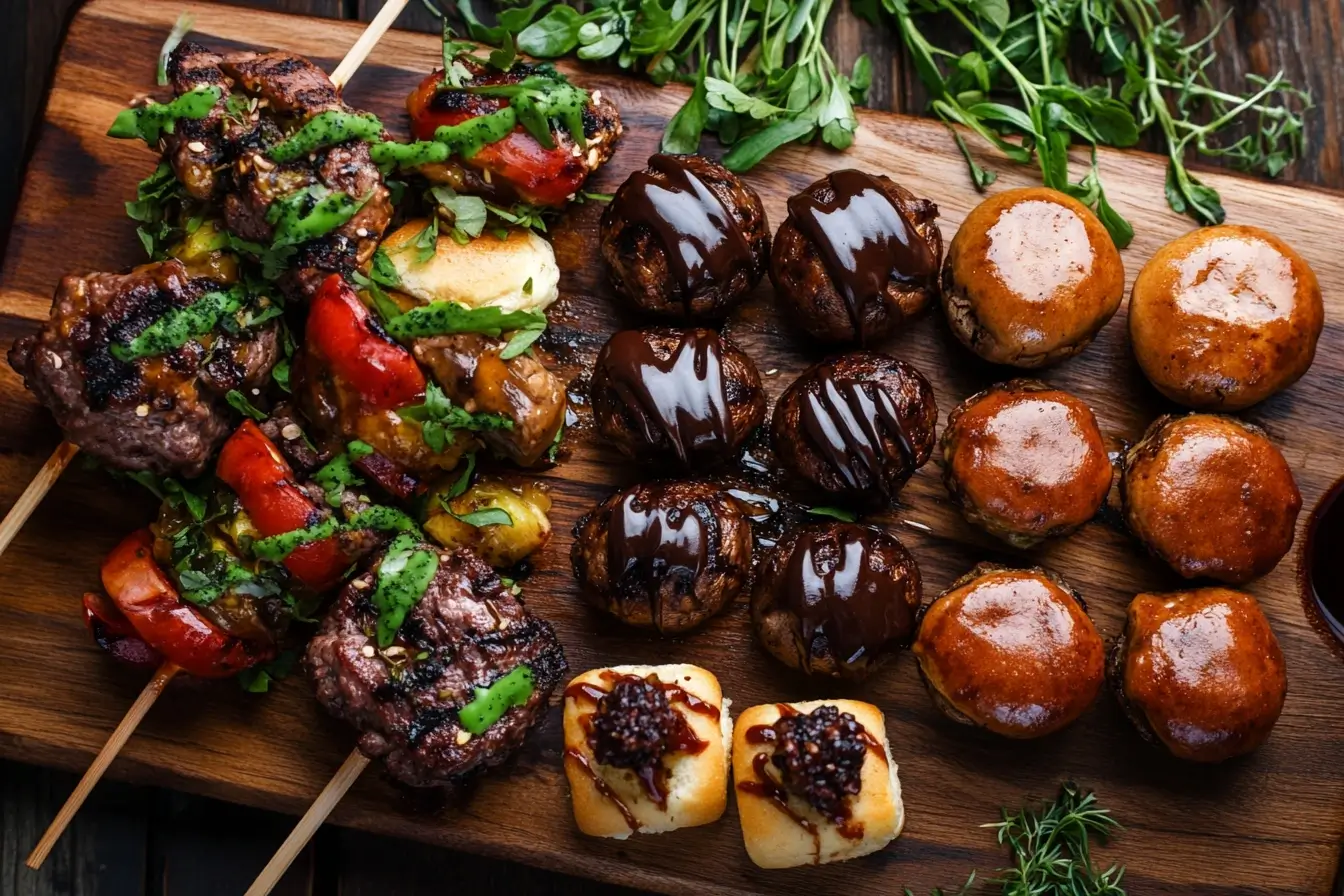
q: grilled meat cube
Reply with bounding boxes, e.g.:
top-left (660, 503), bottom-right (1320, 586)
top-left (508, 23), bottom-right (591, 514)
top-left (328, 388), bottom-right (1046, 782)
top-left (407, 61), bottom-right (622, 208)
top-left (305, 545), bottom-right (566, 788)
top-left (7, 259), bottom-right (278, 476)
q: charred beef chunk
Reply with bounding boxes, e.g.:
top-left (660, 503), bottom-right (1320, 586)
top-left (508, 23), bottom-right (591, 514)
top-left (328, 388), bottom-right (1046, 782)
top-left (771, 705), bottom-right (865, 823)
top-left (7, 259), bottom-right (278, 476)
top-left (589, 677), bottom-right (675, 771)
top-left (304, 545), bottom-right (566, 788)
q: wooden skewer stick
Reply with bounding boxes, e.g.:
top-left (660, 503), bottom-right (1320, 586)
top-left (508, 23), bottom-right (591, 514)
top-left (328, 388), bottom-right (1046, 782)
top-left (25, 662), bottom-right (180, 869)
top-left (23, 1), bottom-right (412, 871)
top-left (0, 440), bottom-right (79, 560)
top-left (245, 749), bottom-right (372, 896)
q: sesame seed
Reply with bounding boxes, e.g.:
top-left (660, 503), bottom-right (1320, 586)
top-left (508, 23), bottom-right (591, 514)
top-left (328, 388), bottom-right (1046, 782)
top-left (497, 617), bottom-right (511, 630)
top-left (455, 729), bottom-right (472, 745)
top-left (439, 553), bottom-right (451, 563)
top-left (361, 645), bottom-right (376, 657)
top-left (765, 368), bottom-right (778, 375)
top-left (592, 90), bottom-right (602, 103)
top-left (351, 579), bottom-right (369, 590)
top-left (355, 228), bottom-right (368, 238)
top-left (280, 423), bottom-right (302, 441)
top-left (586, 148), bottom-right (599, 168)
top-left (48, 351), bottom-right (62, 369)
top-left (482, 169), bottom-right (492, 184)
top-left (383, 646), bottom-right (406, 658)
top-left (135, 404), bottom-right (150, 417)
top-left (187, 140), bottom-right (206, 152)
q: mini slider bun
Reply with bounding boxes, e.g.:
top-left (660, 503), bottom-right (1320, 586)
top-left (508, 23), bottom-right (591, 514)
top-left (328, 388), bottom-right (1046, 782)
top-left (733, 700), bottom-right (903, 869)
top-left (380, 218), bottom-right (560, 314)
top-left (563, 664), bottom-right (731, 839)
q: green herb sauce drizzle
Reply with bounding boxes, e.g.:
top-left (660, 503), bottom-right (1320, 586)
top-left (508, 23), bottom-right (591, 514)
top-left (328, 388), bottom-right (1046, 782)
top-left (458, 666), bottom-right (535, 734)
top-left (371, 533), bottom-right (441, 647)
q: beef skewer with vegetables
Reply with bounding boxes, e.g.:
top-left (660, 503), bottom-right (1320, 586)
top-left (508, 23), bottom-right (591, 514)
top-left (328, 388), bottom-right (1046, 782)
top-left (0, 3), bottom-right (409, 562)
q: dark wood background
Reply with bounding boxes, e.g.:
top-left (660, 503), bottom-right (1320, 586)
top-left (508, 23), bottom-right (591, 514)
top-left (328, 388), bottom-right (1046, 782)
top-left (1, 1), bottom-right (1341, 894)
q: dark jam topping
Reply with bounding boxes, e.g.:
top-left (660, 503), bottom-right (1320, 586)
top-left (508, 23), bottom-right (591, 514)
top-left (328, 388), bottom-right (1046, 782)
top-left (737, 753), bottom-right (822, 858)
top-left (1305, 477), bottom-right (1344, 646)
top-left (618, 154), bottom-right (754, 306)
top-left (770, 705), bottom-right (867, 824)
top-left (786, 169), bottom-right (936, 339)
top-left (600, 329), bottom-right (734, 463)
top-left (799, 365), bottom-right (915, 494)
top-left (607, 488), bottom-right (708, 586)
top-left (781, 526), bottom-right (916, 665)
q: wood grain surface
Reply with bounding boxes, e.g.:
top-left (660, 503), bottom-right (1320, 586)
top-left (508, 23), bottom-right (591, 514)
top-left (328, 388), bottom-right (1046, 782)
top-left (2, 2), bottom-right (1344, 895)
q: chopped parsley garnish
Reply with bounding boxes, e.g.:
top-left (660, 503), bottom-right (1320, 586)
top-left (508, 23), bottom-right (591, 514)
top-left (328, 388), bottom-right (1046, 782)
top-left (399, 382), bottom-right (513, 453)
top-left (311, 441), bottom-right (374, 507)
top-left (226, 389), bottom-right (267, 422)
top-left (371, 533), bottom-right (440, 648)
top-left (125, 162), bottom-right (191, 259)
top-left (108, 86), bottom-right (221, 145)
top-left (806, 505), bottom-right (858, 522)
top-left (450, 507), bottom-right (514, 528)
top-left (431, 186), bottom-right (487, 243)
top-left (237, 650), bottom-right (298, 694)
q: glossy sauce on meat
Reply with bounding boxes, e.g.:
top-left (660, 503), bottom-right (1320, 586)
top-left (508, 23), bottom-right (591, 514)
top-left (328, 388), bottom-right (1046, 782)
top-left (799, 364), bottom-right (916, 493)
top-left (619, 154), bottom-right (754, 304)
top-left (786, 170), bottom-right (937, 335)
top-left (607, 487), bottom-right (708, 584)
top-left (1305, 477), bottom-right (1344, 645)
top-left (781, 527), bottom-right (917, 665)
top-left (598, 329), bottom-right (733, 462)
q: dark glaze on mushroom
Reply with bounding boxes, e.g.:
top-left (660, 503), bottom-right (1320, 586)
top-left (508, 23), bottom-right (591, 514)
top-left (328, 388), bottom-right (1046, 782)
top-left (1111, 588), bottom-right (1286, 762)
top-left (590, 328), bottom-right (765, 464)
top-left (1121, 414), bottom-right (1301, 584)
top-left (941, 380), bottom-right (1113, 548)
top-left (571, 481), bottom-right (752, 633)
top-left (751, 523), bottom-right (921, 679)
top-left (567, 671), bottom-right (717, 812)
top-left (772, 171), bottom-right (942, 344)
top-left (739, 704), bottom-right (884, 846)
top-left (772, 352), bottom-right (938, 503)
top-left (600, 154), bottom-right (770, 321)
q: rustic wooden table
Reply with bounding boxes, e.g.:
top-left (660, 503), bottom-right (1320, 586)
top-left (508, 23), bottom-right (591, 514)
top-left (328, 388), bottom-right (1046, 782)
top-left (1, 1), bottom-right (1340, 894)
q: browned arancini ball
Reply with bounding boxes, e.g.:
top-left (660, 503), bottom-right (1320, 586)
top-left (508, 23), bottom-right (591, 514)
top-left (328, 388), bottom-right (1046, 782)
top-left (589, 327), bottom-right (765, 466)
top-left (771, 352), bottom-right (938, 504)
top-left (751, 522), bottom-right (922, 680)
top-left (912, 564), bottom-right (1105, 739)
top-left (599, 154), bottom-right (770, 321)
top-left (571, 481), bottom-right (752, 633)
top-left (1111, 588), bottom-right (1286, 762)
top-left (941, 380), bottom-right (1113, 548)
top-left (941, 187), bottom-right (1126, 368)
top-left (771, 170), bottom-right (942, 345)
top-left (1121, 414), bottom-right (1301, 584)
top-left (1129, 224), bottom-right (1324, 411)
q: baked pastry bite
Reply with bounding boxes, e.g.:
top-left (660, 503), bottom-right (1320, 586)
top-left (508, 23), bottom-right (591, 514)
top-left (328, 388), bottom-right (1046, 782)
top-left (563, 664), bottom-right (731, 838)
top-left (1129, 224), bottom-right (1323, 411)
top-left (751, 522), bottom-right (921, 680)
top-left (912, 563), bottom-right (1105, 738)
top-left (941, 380), bottom-right (1113, 548)
top-left (1111, 588), bottom-right (1286, 762)
top-left (733, 700), bottom-right (903, 868)
top-left (1120, 414), bottom-right (1301, 584)
top-left (771, 170), bottom-right (942, 344)
top-left (941, 187), bottom-right (1125, 368)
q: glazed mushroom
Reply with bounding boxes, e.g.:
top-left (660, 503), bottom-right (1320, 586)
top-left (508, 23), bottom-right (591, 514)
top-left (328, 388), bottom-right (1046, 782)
top-left (1111, 588), bottom-right (1287, 762)
top-left (1129, 224), bottom-right (1324, 410)
top-left (941, 380), bottom-right (1113, 548)
top-left (941, 187), bottom-right (1125, 368)
top-left (590, 328), bottom-right (766, 465)
top-left (751, 522), bottom-right (921, 680)
top-left (771, 170), bottom-right (942, 344)
top-left (1121, 414), bottom-right (1301, 584)
top-left (912, 563), bottom-right (1105, 738)
top-left (771, 352), bottom-right (938, 504)
top-left (571, 481), bottom-right (752, 633)
top-left (599, 154), bottom-right (771, 321)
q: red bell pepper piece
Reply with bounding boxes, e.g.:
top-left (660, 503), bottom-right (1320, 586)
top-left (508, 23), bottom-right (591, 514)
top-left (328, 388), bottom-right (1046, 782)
top-left (215, 419), bottom-right (352, 593)
top-left (101, 530), bottom-right (268, 679)
top-left (82, 591), bottom-right (163, 670)
top-left (305, 274), bottom-right (426, 412)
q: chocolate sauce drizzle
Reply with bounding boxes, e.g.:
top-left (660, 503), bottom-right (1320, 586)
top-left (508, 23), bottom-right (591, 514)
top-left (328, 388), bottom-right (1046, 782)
top-left (607, 487), bottom-right (709, 587)
top-left (786, 169), bottom-right (935, 338)
top-left (620, 155), bottom-right (753, 307)
top-left (782, 527), bottom-right (916, 664)
top-left (799, 365), bottom-right (916, 493)
top-left (600, 329), bottom-right (734, 463)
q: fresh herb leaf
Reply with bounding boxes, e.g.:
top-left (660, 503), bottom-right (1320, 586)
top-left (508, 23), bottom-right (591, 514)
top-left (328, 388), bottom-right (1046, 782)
top-left (431, 185), bottom-right (488, 240)
top-left (984, 783), bottom-right (1125, 894)
top-left (370, 248), bottom-right (403, 289)
top-left (312, 451), bottom-right (366, 507)
top-left (806, 505), bottom-right (858, 522)
top-left (237, 650), bottom-right (297, 693)
top-left (413, 216), bottom-right (439, 263)
top-left (226, 389), bottom-right (267, 422)
top-left (399, 382), bottom-right (513, 453)
top-left (500, 325), bottom-right (545, 360)
top-left (451, 507), bottom-right (514, 528)
top-left (157, 13), bottom-right (194, 87)
top-left (445, 453), bottom-right (476, 501)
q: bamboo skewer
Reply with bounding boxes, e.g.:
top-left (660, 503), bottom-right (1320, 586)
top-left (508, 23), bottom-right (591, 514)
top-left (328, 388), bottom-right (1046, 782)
top-left (25, 662), bottom-right (180, 869)
top-left (22, 0), bottom-right (412, 871)
top-left (245, 749), bottom-right (372, 896)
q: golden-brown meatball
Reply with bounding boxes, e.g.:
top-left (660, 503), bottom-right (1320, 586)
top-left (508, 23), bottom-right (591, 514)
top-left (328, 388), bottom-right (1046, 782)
top-left (1111, 588), bottom-right (1286, 762)
top-left (751, 522), bottom-right (921, 680)
top-left (941, 187), bottom-right (1125, 368)
top-left (1129, 224), bottom-right (1323, 410)
top-left (941, 380), bottom-right (1113, 548)
top-left (1121, 414), bottom-right (1301, 583)
top-left (771, 352), bottom-right (938, 504)
top-left (771, 170), bottom-right (942, 345)
top-left (589, 328), bottom-right (765, 465)
top-left (570, 481), bottom-right (752, 633)
top-left (600, 154), bottom-right (770, 321)
top-left (912, 564), bottom-right (1105, 738)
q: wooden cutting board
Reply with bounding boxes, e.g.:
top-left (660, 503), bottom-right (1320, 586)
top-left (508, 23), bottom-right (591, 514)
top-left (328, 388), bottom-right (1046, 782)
top-left (3, 1), bottom-right (1343, 893)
